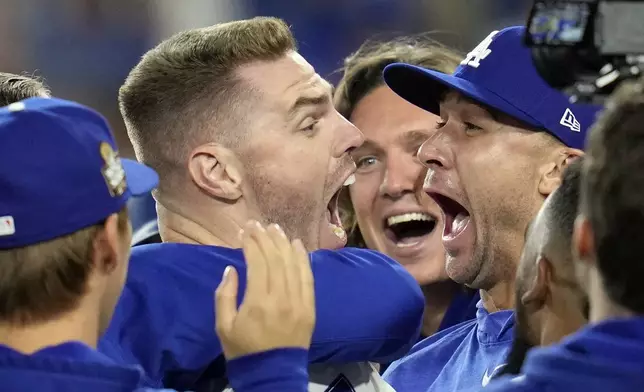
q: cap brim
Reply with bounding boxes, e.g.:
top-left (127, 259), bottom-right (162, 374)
top-left (383, 63), bottom-right (542, 129)
top-left (122, 158), bottom-right (159, 196)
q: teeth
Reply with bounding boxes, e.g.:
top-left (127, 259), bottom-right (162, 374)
top-left (331, 224), bottom-right (346, 239)
top-left (343, 174), bottom-right (356, 186)
top-left (387, 213), bottom-right (433, 227)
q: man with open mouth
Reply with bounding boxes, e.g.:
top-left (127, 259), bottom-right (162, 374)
top-left (101, 16), bottom-right (424, 392)
top-left (380, 26), bottom-right (603, 392)
top-left (334, 36), bottom-right (479, 342)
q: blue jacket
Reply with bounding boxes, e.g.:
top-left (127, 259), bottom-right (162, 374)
top-left (99, 243), bottom-right (425, 387)
top-left (0, 341), bottom-right (172, 392)
top-left (383, 300), bottom-right (514, 391)
top-left (485, 317), bottom-right (644, 392)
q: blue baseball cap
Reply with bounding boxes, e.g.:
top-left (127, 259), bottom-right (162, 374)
top-left (0, 97), bottom-right (158, 249)
top-left (383, 26), bottom-right (602, 149)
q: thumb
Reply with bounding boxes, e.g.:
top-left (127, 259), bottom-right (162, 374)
top-left (215, 266), bottom-right (239, 336)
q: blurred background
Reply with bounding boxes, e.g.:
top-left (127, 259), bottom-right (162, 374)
top-left (1, 0), bottom-right (532, 157)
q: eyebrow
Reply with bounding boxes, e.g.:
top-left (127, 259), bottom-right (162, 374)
top-left (441, 91), bottom-right (502, 122)
top-left (396, 130), bottom-right (431, 151)
top-left (287, 80), bottom-right (333, 120)
top-left (352, 139), bottom-right (383, 155)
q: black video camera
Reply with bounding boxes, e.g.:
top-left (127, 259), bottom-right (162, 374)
top-left (524, 0), bottom-right (644, 103)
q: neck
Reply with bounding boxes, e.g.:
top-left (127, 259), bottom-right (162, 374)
top-left (157, 202), bottom-right (243, 248)
top-left (0, 305), bottom-right (100, 354)
top-left (480, 280), bottom-right (515, 313)
top-left (589, 268), bottom-right (635, 324)
top-left (421, 281), bottom-right (460, 337)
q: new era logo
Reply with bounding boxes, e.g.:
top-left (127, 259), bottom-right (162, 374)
top-left (0, 216), bottom-right (15, 237)
top-left (560, 108), bottom-right (581, 132)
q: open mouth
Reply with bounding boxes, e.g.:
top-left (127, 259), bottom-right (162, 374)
top-left (383, 212), bottom-right (437, 246)
top-left (428, 193), bottom-right (470, 240)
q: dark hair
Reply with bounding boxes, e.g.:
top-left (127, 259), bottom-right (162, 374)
top-left (333, 36), bottom-right (462, 247)
top-left (120, 17), bottom-right (297, 193)
top-left (497, 158), bottom-right (584, 378)
top-left (581, 78), bottom-right (644, 313)
top-left (545, 157), bottom-right (583, 259)
top-left (0, 73), bottom-right (50, 106)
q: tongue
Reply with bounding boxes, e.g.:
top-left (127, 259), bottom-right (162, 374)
top-left (397, 234), bottom-right (426, 245)
top-left (450, 212), bottom-right (470, 237)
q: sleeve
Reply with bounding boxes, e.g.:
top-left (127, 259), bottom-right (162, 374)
top-left (226, 349), bottom-right (308, 392)
top-left (99, 245), bottom-right (424, 387)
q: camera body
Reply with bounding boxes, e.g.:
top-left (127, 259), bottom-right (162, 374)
top-left (524, 0), bottom-right (644, 103)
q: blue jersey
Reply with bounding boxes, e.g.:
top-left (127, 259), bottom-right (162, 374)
top-left (99, 243), bottom-right (425, 387)
top-left (485, 317), bottom-right (644, 392)
top-left (0, 341), bottom-right (172, 392)
top-left (383, 300), bottom-right (514, 392)
top-left (226, 348), bottom-right (309, 392)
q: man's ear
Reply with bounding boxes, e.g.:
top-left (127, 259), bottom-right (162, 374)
top-left (573, 215), bottom-right (595, 266)
top-left (521, 255), bottom-right (552, 308)
top-left (538, 148), bottom-right (584, 197)
top-left (92, 213), bottom-right (122, 275)
top-left (188, 143), bottom-right (243, 201)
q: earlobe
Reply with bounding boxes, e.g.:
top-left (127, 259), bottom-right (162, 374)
top-left (538, 148), bottom-right (584, 197)
top-left (521, 256), bottom-right (551, 307)
top-left (188, 143), bottom-right (243, 201)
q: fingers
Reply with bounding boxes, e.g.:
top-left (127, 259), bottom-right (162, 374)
top-left (250, 223), bottom-right (287, 298)
top-left (242, 223), bottom-right (269, 302)
top-left (215, 265), bottom-right (239, 336)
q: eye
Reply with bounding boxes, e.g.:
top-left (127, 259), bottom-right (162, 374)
top-left (302, 120), bottom-right (319, 132)
top-left (355, 156), bottom-right (378, 171)
top-left (436, 120), bottom-right (447, 129)
top-left (464, 122), bottom-right (483, 134)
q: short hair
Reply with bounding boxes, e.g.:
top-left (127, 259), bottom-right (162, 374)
top-left (0, 73), bottom-right (50, 106)
top-left (333, 36), bottom-right (462, 247)
top-left (543, 156), bottom-right (583, 260)
top-left (581, 77), bottom-right (644, 313)
top-left (0, 208), bottom-right (129, 325)
top-left (119, 17), bottom-right (297, 191)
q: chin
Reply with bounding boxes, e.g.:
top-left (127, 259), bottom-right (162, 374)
top-left (445, 250), bottom-right (479, 286)
top-left (405, 261), bottom-right (450, 286)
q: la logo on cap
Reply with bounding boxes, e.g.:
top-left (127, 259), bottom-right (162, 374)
top-left (100, 142), bottom-right (127, 197)
top-left (461, 30), bottom-right (499, 68)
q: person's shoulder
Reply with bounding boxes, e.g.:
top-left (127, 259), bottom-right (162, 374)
top-left (417, 317), bottom-right (479, 351)
top-left (0, 343), bottom-right (143, 392)
top-left (385, 318), bottom-right (478, 371)
top-left (130, 243), bottom-right (244, 269)
top-left (131, 242), bottom-right (242, 260)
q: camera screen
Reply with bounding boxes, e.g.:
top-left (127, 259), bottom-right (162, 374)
top-left (527, 1), bottom-right (592, 46)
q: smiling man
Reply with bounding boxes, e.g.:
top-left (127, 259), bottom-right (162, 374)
top-left (380, 26), bottom-right (603, 392)
top-left (335, 37), bottom-right (478, 339)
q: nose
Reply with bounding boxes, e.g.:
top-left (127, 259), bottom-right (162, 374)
top-left (334, 113), bottom-right (365, 158)
top-left (379, 152), bottom-right (423, 199)
top-left (417, 131), bottom-right (452, 170)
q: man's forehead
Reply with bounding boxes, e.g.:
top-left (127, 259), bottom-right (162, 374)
top-left (236, 51), bottom-right (330, 98)
top-left (439, 91), bottom-right (490, 116)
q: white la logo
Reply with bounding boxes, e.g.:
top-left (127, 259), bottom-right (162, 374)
top-left (461, 30), bottom-right (499, 68)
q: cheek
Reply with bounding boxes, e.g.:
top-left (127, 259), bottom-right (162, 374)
top-left (349, 178), bottom-right (381, 224)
